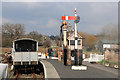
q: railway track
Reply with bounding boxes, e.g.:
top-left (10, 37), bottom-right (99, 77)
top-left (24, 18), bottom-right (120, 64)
top-left (33, 72), bottom-right (36, 80)
top-left (11, 61), bottom-right (44, 79)
top-left (15, 72), bottom-right (37, 79)
top-left (15, 72), bottom-right (20, 80)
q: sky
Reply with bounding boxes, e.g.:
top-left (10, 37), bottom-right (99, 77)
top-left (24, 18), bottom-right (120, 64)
top-left (2, 1), bottom-right (118, 36)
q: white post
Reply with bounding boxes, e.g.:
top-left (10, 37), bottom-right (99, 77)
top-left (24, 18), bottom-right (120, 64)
top-left (74, 8), bottom-right (78, 65)
top-left (72, 8), bottom-right (87, 70)
top-left (13, 42), bottom-right (14, 65)
top-left (37, 42), bottom-right (38, 64)
top-left (75, 8), bottom-right (78, 50)
top-left (63, 28), bottom-right (67, 47)
top-left (37, 42), bottom-right (38, 51)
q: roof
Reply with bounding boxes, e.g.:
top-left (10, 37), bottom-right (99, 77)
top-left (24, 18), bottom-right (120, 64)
top-left (99, 40), bottom-right (118, 44)
top-left (13, 38), bottom-right (38, 42)
top-left (67, 32), bottom-right (84, 40)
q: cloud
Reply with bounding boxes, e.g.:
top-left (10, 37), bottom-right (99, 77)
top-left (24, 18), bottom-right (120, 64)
top-left (45, 19), bottom-right (59, 28)
top-left (2, 2), bottom-right (118, 35)
top-left (23, 2), bottom-right (42, 9)
top-left (89, 2), bottom-right (118, 15)
top-left (28, 20), bottom-right (37, 25)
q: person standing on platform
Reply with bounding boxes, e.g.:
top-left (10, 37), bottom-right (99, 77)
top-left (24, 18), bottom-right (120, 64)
top-left (47, 46), bottom-right (52, 59)
top-left (45, 52), bottom-right (48, 59)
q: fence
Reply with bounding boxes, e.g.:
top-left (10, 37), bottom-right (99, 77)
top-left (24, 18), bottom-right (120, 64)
top-left (89, 53), bottom-right (104, 63)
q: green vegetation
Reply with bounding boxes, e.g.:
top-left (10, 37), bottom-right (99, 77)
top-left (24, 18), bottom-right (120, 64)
top-left (109, 61), bottom-right (118, 67)
top-left (98, 60), bottom-right (106, 64)
top-left (51, 46), bottom-right (58, 49)
top-left (98, 60), bottom-right (119, 69)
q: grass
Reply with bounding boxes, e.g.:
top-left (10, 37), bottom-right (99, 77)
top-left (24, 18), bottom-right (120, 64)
top-left (83, 49), bottom-right (119, 69)
top-left (109, 61), bottom-right (118, 67)
top-left (98, 60), bottom-right (106, 64)
top-left (98, 60), bottom-right (119, 69)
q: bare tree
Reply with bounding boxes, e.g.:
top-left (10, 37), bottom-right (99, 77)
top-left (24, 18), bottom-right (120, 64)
top-left (2, 23), bottom-right (25, 47)
top-left (43, 40), bottom-right (51, 48)
top-left (28, 31), bottom-right (39, 40)
top-left (28, 31), bottom-right (43, 43)
top-left (13, 24), bottom-right (25, 39)
top-left (2, 23), bottom-right (25, 39)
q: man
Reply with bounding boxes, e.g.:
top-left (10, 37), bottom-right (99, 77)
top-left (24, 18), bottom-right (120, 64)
top-left (47, 46), bottom-right (52, 59)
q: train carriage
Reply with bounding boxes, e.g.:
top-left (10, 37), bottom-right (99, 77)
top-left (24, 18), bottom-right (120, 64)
top-left (12, 38), bottom-right (39, 74)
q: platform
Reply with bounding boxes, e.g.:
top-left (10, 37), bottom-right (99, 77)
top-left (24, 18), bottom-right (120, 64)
top-left (40, 60), bottom-right (60, 78)
top-left (44, 59), bottom-right (118, 78)
top-left (0, 63), bottom-right (9, 79)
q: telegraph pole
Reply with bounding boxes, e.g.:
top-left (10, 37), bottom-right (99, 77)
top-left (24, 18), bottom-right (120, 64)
top-left (74, 8), bottom-right (78, 65)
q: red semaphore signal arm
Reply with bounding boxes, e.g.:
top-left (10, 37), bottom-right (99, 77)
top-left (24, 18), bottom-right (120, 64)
top-left (61, 16), bottom-right (77, 20)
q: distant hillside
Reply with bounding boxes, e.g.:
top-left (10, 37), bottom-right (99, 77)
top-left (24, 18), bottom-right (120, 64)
top-left (78, 31), bottom-right (99, 49)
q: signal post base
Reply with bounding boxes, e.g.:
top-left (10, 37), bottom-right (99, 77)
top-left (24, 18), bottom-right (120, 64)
top-left (71, 65), bottom-right (87, 71)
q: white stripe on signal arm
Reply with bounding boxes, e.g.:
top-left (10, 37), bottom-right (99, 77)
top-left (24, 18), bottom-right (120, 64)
top-left (66, 16), bottom-right (68, 20)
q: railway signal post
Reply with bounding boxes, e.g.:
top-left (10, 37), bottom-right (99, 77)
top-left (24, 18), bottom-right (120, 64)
top-left (61, 8), bottom-right (87, 69)
top-left (61, 16), bottom-right (77, 66)
top-left (62, 21), bottom-right (68, 66)
top-left (72, 8), bottom-right (87, 70)
top-left (74, 8), bottom-right (78, 65)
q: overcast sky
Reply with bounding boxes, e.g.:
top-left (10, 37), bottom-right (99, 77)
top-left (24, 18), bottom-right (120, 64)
top-left (2, 2), bottom-right (118, 35)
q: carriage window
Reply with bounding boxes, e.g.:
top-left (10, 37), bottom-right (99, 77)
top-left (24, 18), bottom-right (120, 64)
top-left (32, 44), bottom-right (35, 51)
top-left (15, 40), bottom-right (37, 52)
top-left (16, 44), bottom-right (18, 50)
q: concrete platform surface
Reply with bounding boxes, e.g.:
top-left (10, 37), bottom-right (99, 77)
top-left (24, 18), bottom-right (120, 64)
top-left (40, 60), bottom-right (60, 78)
top-left (82, 61), bottom-right (118, 75)
top-left (0, 63), bottom-right (9, 79)
top-left (46, 59), bottom-right (118, 78)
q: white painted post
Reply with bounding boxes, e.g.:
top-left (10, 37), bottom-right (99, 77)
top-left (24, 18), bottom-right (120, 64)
top-left (37, 42), bottom-right (38, 64)
top-left (74, 8), bottom-right (78, 65)
top-left (12, 42), bottom-right (14, 65)
top-left (63, 28), bottom-right (67, 47)
top-left (75, 8), bottom-right (78, 50)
